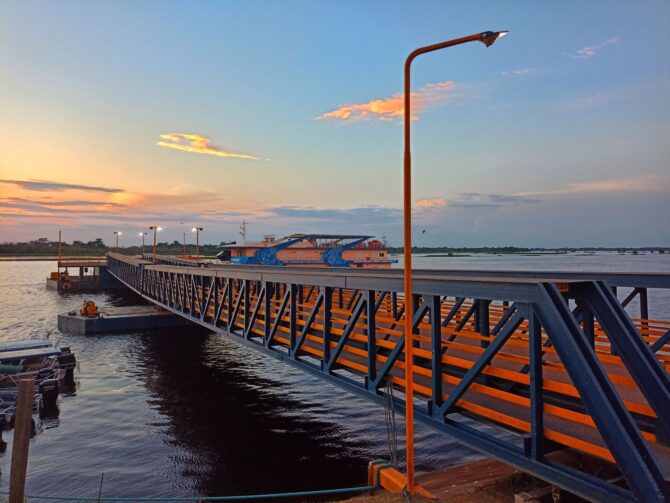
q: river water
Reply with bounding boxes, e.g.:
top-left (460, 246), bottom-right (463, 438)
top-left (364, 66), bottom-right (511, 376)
top-left (0, 253), bottom-right (668, 499)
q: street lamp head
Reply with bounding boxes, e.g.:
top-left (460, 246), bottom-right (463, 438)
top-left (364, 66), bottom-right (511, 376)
top-left (480, 30), bottom-right (509, 47)
top-left (157, 227), bottom-right (163, 232)
top-left (192, 226), bottom-right (203, 232)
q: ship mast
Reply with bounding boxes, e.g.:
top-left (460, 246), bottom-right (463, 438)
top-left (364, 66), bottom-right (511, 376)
top-left (239, 220), bottom-right (248, 243)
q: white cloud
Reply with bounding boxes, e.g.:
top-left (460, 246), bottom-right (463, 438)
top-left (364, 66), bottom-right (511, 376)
top-left (568, 37), bottom-right (619, 59)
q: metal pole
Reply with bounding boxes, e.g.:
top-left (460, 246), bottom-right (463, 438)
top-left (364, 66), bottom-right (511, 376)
top-left (9, 378), bottom-right (34, 503)
top-left (183, 232), bottom-right (186, 256)
top-left (196, 228), bottom-right (200, 261)
top-left (402, 30), bottom-right (507, 493)
top-left (58, 229), bottom-right (62, 274)
top-left (402, 54), bottom-right (416, 492)
top-left (142, 234), bottom-right (145, 257)
top-left (153, 228), bottom-right (157, 263)
top-left (640, 287), bottom-right (649, 333)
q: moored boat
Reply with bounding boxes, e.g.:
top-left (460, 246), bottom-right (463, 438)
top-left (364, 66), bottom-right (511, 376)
top-left (0, 339), bottom-right (76, 416)
top-left (216, 234), bottom-right (397, 268)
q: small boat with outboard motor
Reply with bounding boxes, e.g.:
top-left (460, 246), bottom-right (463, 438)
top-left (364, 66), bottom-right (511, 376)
top-left (0, 338), bottom-right (76, 422)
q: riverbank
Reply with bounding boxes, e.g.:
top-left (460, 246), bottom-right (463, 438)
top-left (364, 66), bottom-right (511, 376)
top-left (0, 256), bottom-right (59, 261)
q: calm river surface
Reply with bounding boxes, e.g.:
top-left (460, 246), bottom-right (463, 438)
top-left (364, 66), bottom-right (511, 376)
top-left (0, 253), bottom-right (668, 499)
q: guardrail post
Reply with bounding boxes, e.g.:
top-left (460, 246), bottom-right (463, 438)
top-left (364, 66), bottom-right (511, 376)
top-left (323, 287), bottom-right (333, 364)
top-left (289, 284), bottom-right (297, 352)
top-left (367, 290), bottom-right (377, 385)
top-left (640, 287), bottom-right (649, 333)
top-left (298, 285), bottom-right (304, 321)
top-left (244, 279), bottom-right (250, 337)
top-left (479, 300), bottom-right (490, 349)
top-left (528, 311), bottom-right (544, 460)
top-left (429, 295), bottom-right (442, 415)
top-left (581, 301), bottom-right (595, 348)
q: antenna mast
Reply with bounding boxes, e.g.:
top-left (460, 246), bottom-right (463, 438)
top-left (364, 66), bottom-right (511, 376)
top-left (239, 220), bottom-right (248, 242)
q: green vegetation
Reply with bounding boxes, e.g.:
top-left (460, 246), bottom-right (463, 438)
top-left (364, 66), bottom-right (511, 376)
top-left (0, 238), bottom-right (223, 257)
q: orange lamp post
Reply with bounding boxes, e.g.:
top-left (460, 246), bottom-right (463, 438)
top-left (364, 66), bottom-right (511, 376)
top-left (402, 30), bottom-right (508, 493)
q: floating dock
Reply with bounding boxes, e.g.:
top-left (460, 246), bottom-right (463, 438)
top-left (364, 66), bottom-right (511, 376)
top-left (58, 305), bottom-right (192, 335)
top-left (46, 257), bottom-right (124, 292)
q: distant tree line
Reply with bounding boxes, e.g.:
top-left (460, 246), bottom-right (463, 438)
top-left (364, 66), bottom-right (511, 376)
top-left (388, 246), bottom-right (532, 254)
top-left (1, 239), bottom-right (668, 256)
top-left (388, 246), bottom-right (669, 254)
top-left (0, 238), bottom-right (225, 257)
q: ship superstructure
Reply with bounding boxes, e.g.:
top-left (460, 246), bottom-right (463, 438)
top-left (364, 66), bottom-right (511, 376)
top-left (216, 234), bottom-right (396, 268)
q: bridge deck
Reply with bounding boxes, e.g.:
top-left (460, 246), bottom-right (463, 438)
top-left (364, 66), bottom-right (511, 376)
top-left (106, 253), bottom-right (670, 502)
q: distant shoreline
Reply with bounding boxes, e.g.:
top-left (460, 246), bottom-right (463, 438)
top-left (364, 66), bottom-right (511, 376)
top-left (0, 256), bottom-right (60, 261)
top-left (0, 244), bottom-right (668, 260)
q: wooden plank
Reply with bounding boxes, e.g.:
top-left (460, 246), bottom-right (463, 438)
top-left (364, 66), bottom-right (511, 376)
top-left (9, 378), bottom-right (34, 503)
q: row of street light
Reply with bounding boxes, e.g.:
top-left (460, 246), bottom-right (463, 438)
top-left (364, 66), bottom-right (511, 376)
top-left (113, 225), bottom-right (203, 262)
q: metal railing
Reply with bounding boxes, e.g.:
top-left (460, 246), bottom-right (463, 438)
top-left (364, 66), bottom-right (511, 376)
top-left (58, 256), bottom-right (107, 268)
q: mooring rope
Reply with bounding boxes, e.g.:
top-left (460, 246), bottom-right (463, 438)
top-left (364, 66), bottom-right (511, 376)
top-left (384, 378), bottom-right (399, 468)
top-left (3, 484), bottom-right (376, 502)
top-left (1, 463), bottom-right (391, 502)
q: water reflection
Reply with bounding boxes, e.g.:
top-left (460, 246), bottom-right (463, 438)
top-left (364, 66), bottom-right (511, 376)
top-left (134, 328), bottom-right (371, 496)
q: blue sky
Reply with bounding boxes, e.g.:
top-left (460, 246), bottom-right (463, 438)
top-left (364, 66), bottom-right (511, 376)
top-left (1, 1), bottom-right (669, 247)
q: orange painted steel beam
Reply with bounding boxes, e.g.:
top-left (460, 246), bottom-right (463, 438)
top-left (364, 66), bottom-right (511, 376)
top-left (162, 273), bottom-right (668, 466)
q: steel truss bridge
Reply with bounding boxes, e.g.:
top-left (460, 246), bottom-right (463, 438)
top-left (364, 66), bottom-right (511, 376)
top-left (106, 253), bottom-right (670, 502)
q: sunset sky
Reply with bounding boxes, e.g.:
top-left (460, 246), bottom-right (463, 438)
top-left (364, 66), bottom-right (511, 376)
top-left (1, 1), bottom-right (669, 247)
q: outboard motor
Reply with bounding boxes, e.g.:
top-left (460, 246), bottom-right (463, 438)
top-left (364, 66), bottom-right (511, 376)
top-left (58, 348), bottom-right (77, 383)
top-left (39, 378), bottom-right (60, 409)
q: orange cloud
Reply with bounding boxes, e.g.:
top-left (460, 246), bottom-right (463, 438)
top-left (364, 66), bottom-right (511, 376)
top-left (317, 81), bottom-right (456, 123)
top-left (416, 198), bottom-right (447, 208)
top-left (0, 180), bottom-right (132, 218)
top-left (567, 175), bottom-right (663, 193)
top-left (517, 175), bottom-right (669, 198)
top-left (157, 134), bottom-right (260, 160)
top-left (0, 179), bottom-right (122, 193)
